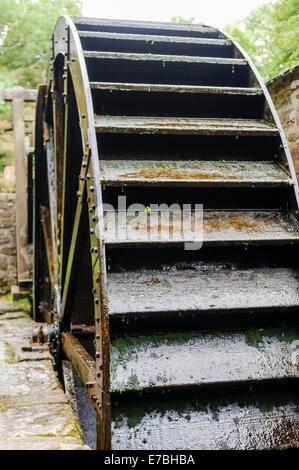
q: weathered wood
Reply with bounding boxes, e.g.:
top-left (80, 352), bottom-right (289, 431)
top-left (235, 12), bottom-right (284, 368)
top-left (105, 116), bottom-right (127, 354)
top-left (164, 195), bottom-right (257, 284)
top-left (90, 82), bottom-right (262, 95)
top-left (94, 115), bottom-right (278, 136)
top-left (13, 94), bottom-right (29, 281)
top-left (103, 210), bottom-right (299, 246)
top-left (80, 30), bottom-right (228, 46)
top-left (108, 266), bottom-right (299, 315)
top-left (84, 50), bottom-right (247, 65)
top-left (62, 332), bottom-right (96, 387)
top-left (40, 207), bottom-right (55, 285)
top-left (110, 328), bottom-right (298, 391)
top-left (99, 160), bottom-right (290, 187)
top-left (2, 87), bottom-right (37, 283)
top-left (73, 16), bottom-right (217, 35)
top-left (111, 396), bottom-right (299, 450)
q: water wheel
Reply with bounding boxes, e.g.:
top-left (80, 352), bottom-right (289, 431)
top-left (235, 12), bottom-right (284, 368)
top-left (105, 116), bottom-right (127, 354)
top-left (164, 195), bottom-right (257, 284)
top-left (33, 15), bottom-right (299, 449)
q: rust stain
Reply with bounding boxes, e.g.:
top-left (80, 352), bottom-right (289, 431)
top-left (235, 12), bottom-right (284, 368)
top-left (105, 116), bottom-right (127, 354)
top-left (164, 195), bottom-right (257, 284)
top-left (119, 169), bottom-right (240, 180)
top-left (140, 121), bottom-right (260, 129)
top-left (205, 215), bottom-right (259, 231)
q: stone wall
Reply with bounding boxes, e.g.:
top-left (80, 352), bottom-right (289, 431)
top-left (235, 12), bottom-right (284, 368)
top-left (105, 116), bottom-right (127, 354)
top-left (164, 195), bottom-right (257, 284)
top-left (267, 65), bottom-right (299, 179)
top-left (0, 193), bottom-right (17, 294)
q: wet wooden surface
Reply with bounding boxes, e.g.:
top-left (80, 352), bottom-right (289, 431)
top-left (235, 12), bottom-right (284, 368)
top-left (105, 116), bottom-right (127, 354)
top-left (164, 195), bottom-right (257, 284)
top-left (90, 82), bottom-right (262, 95)
top-left (110, 329), bottom-right (299, 391)
top-left (103, 210), bottom-right (299, 245)
top-left (111, 392), bottom-right (299, 450)
top-left (73, 16), bottom-right (218, 35)
top-left (85, 50), bottom-right (247, 65)
top-left (99, 160), bottom-right (290, 186)
top-left (94, 116), bottom-right (278, 136)
top-left (80, 31), bottom-right (228, 46)
top-left (108, 266), bottom-right (299, 315)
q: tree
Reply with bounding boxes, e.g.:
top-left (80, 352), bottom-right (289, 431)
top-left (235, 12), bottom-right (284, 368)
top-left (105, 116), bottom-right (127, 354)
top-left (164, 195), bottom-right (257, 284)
top-left (225, 0), bottom-right (299, 80)
top-left (0, 0), bottom-right (82, 87)
top-left (0, 0), bottom-right (82, 186)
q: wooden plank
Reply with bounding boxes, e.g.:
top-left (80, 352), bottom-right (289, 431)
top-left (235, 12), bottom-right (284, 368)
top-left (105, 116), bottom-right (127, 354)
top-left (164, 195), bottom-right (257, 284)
top-left (107, 266), bottom-right (299, 315)
top-left (99, 160), bottom-right (290, 187)
top-left (1, 87), bottom-right (37, 284)
top-left (73, 17), bottom-right (217, 35)
top-left (62, 332), bottom-right (96, 387)
top-left (84, 50), bottom-right (247, 65)
top-left (111, 393), bottom-right (299, 449)
top-left (80, 30), bottom-right (228, 46)
top-left (90, 82), bottom-right (262, 95)
top-left (40, 207), bottom-right (55, 285)
top-left (94, 116), bottom-right (278, 136)
top-left (12, 94), bottom-right (29, 281)
top-left (110, 328), bottom-right (299, 391)
top-left (103, 210), bottom-right (299, 246)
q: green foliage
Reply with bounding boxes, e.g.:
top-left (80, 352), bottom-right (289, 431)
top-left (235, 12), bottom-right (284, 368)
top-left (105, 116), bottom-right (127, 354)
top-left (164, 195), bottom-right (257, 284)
top-left (225, 0), bottom-right (299, 80)
top-left (0, 0), bottom-right (82, 184)
top-left (0, 0), bottom-right (82, 87)
top-left (171, 16), bottom-right (195, 24)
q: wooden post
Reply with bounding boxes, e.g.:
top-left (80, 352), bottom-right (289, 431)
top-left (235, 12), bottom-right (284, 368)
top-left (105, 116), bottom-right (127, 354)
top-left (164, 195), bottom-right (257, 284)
top-left (1, 86), bottom-right (37, 290)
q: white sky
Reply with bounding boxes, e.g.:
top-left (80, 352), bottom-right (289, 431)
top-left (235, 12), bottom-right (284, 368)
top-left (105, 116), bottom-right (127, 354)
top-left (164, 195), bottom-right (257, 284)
top-left (82, 0), bottom-right (273, 29)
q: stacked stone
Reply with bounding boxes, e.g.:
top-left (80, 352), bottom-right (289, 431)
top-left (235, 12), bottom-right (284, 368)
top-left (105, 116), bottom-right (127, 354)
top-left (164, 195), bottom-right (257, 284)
top-left (0, 193), bottom-right (17, 294)
top-left (268, 65), bottom-right (299, 180)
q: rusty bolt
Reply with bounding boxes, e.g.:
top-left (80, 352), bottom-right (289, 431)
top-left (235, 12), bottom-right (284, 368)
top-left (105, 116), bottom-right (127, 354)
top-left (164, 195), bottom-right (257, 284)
top-left (79, 175), bottom-right (85, 180)
top-left (96, 352), bottom-right (100, 358)
top-left (92, 288), bottom-right (96, 294)
top-left (81, 113), bottom-right (86, 119)
top-left (96, 334), bottom-right (100, 339)
top-left (96, 318), bottom-right (100, 323)
top-left (90, 228), bottom-right (94, 234)
top-left (95, 299), bottom-right (99, 304)
top-left (97, 372), bottom-right (101, 378)
top-left (82, 161), bottom-right (87, 168)
top-left (90, 186), bottom-right (94, 192)
top-left (86, 382), bottom-right (95, 389)
top-left (76, 190), bottom-right (82, 197)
